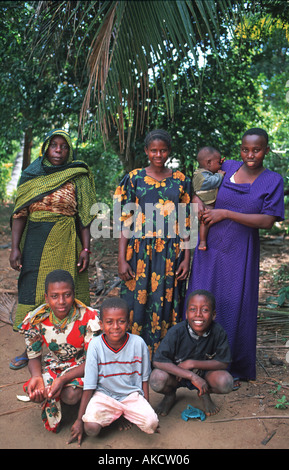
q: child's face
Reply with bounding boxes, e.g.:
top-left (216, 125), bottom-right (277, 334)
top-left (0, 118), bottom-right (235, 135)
top-left (240, 135), bottom-right (269, 170)
top-left (100, 308), bottom-right (129, 347)
top-left (44, 281), bottom-right (75, 320)
top-left (145, 139), bottom-right (171, 169)
top-left (208, 153), bottom-right (222, 174)
top-left (186, 295), bottom-right (216, 336)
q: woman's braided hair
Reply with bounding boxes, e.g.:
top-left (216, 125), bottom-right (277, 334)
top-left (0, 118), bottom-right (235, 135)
top-left (144, 129), bottom-right (172, 149)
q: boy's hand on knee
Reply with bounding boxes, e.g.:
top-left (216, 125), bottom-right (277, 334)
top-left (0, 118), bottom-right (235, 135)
top-left (67, 419), bottom-right (84, 446)
top-left (190, 375), bottom-right (208, 396)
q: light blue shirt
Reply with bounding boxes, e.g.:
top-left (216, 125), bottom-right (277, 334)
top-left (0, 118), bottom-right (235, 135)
top-left (83, 333), bottom-right (151, 401)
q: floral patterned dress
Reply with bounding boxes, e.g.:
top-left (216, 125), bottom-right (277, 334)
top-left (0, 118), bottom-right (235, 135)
top-left (114, 168), bottom-right (192, 359)
top-left (21, 300), bottom-right (101, 432)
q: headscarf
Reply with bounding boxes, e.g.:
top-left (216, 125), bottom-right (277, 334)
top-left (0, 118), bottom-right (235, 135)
top-left (40, 128), bottom-right (75, 164)
top-left (13, 129), bottom-right (97, 227)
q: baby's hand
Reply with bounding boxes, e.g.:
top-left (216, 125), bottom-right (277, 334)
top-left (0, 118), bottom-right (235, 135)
top-left (217, 170), bottom-right (226, 175)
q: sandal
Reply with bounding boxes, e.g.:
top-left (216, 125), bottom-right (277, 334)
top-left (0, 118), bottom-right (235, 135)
top-left (9, 355), bottom-right (29, 370)
top-left (232, 377), bottom-right (241, 391)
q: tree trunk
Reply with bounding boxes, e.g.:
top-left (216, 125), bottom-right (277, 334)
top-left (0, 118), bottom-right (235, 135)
top-left (6, 136), bottom-right (24, 197)
top-left (22, 127), bottom-right (33, 171)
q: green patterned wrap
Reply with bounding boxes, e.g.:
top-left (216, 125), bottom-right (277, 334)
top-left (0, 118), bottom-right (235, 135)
top-left (12, 129), bottom-right (97, 330)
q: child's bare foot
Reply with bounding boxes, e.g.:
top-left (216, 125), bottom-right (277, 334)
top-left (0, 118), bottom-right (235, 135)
top-left (155, 392), bottom-right (176, 416)
top-left (201, 393), bottom-right (220, 416)
top-left (118, 416), bottom-right (133, 431)
top-left (198, 242), bottom-right (207, 251)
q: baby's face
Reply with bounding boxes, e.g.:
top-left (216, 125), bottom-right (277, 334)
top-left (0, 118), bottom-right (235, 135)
top-left (209, 153), bottom-right (222, 173)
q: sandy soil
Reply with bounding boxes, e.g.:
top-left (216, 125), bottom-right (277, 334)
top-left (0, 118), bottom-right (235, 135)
top-left (1, 208), bottom-right (289, 451)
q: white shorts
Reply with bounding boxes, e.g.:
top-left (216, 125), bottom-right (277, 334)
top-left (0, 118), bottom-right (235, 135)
top-left (82, 391), bottom-right (159, 434)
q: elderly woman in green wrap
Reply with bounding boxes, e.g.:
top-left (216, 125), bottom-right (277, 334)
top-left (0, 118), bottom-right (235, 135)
top-left (9, 129), bottom-right (97, 369)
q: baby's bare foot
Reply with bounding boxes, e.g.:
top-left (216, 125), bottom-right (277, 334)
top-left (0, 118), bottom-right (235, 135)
top-left (198, 242), bottom-right (207, 251)
top-left (155, 393), bottom-right (176, 416)
top-left (201, 393), bottom-right (220, 416)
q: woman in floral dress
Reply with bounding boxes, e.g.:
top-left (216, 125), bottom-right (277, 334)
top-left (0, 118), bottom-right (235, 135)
top-left (114, 130), bottom-right (192, 359)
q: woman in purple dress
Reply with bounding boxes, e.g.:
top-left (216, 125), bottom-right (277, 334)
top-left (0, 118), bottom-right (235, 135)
top-left (186, 128), bottom-right (284, 381)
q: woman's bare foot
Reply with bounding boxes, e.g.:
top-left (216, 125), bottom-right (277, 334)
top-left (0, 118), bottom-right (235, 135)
top-left (201, 393), bottom-right (220, 416)
top-left (155, 392), bottom-right (176, 416)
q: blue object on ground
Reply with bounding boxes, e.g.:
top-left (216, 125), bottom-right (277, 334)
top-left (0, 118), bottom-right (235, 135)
top-left (181, 404), bottom-right (206, 421)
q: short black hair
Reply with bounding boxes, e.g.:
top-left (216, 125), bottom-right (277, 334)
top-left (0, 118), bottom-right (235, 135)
top-left (197, 146), bottom-right (220, 162)
top-left (242, 128), bottom-right (269, 145)
top-left (45, 269), bottom-right (75, 294)
top-left (144, 129), bottom-right (172, 149)
top-left (99, 297), bottom-right (129, 321)
top-left (186, 289), bottom-right (216, 311)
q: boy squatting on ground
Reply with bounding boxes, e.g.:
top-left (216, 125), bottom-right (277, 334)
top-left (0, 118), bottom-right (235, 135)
top-left (68, 297), bottom-right (159, 445)
top-left (150, 289), bottom-right (233, 417)
top-left (193, 147), bottom-right (225, 250)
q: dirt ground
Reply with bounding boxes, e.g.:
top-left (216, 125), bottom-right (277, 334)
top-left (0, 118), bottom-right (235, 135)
top-left (1, 203), bottom-right (289, 451)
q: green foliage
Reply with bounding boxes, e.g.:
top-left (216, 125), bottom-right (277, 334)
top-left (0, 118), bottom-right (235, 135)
top-left (275, 395), bottom-right (289, 409)
top-left (269, 383), bottom-right (289, 409)
top-left (1, 0), bottom-right (289, 201)
top-left (75, 138), bottom-right (123, 208)
top-left (267, 286), bottom-right (289, 308)
top-left (266, 263), bottom-right (289, 308)
top-left (0, 161), bottom-right (12, 202)
top-left (142, 34), bottom-right (259, 176)
top-left (29, 0), bottom-right (241, 151)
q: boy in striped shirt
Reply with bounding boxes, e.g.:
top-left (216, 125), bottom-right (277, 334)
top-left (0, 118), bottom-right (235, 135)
top-left (68, 297), bottom-right (159, 445)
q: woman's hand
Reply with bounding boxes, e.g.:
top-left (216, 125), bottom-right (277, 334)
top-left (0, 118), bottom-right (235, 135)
top-left (202, 208), bottom-right (227, 227)
top-left (9, 247), bottom-right (22, 271)
top-left (118, 258), bottom-right (135, 281)
top-left (176, 259), bottom-right (190, 281)
top-left (203, 208), bottom-right (277, 230)
top-left (10, 217), bottom-right (27, 271)
top-left (77, 249), bottom-right (90, 272)
top-left (27, 376), bottom-right (46, 402)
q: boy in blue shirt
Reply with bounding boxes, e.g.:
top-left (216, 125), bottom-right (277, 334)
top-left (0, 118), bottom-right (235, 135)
top-left (68, 297), bottom-right (159, 445)
top-left (150, 290), bottom-right (233, 417)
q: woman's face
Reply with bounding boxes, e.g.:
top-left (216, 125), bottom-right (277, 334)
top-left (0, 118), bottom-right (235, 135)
top-left (240, 135), bottom-right (269, 171)
top-left (145, 139), bottom-right (171, 169)
top-left (46, 135), bottom-right (69, 166)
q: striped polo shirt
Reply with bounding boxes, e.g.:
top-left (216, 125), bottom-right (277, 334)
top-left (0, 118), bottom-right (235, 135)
top-left (83, 333), bottom-right (151, 401)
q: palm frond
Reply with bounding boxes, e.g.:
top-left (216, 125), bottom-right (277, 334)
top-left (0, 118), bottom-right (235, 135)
top-left (30, 0), bottom-right (244, 149)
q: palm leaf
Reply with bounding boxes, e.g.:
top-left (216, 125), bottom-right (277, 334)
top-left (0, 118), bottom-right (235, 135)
top-left (30, 0), bottom-right (243, 149)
